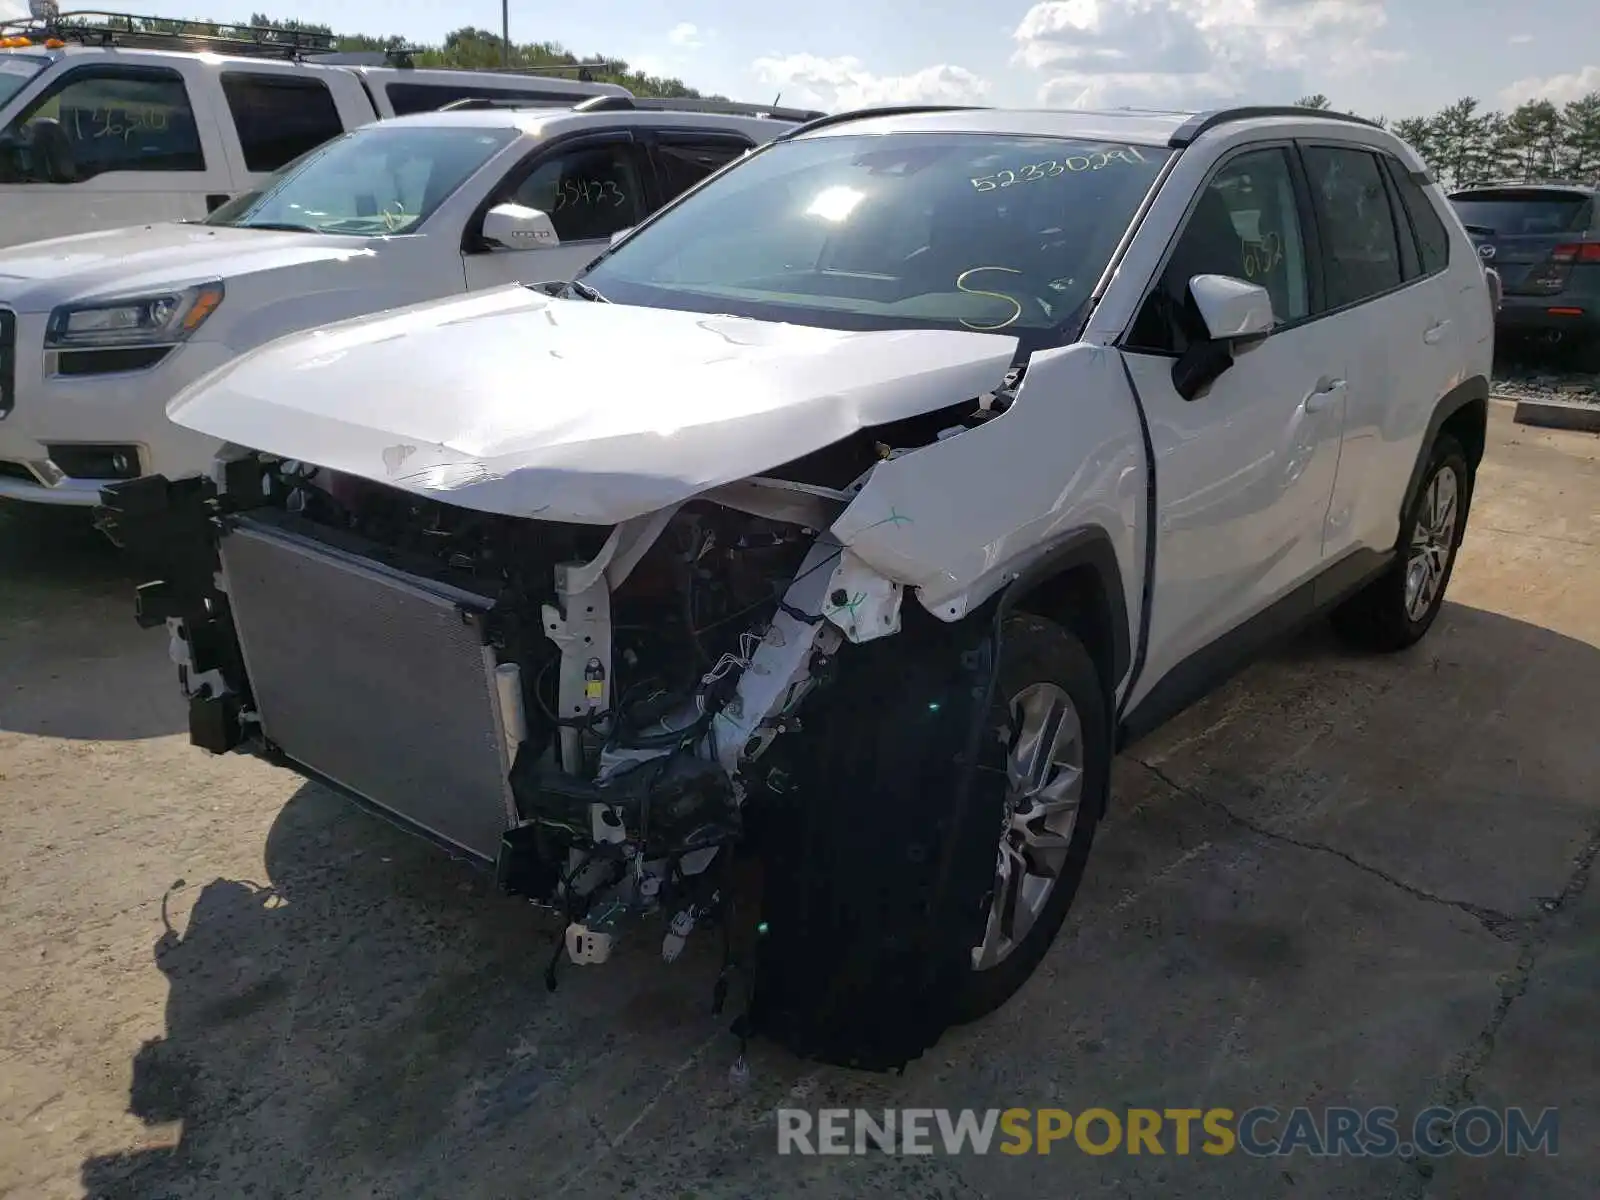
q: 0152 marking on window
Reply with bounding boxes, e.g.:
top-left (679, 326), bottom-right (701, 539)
top-left (1242, 231), bottom-right (1284, 280)
top-left (971, 146), bottom-right (1148, 192)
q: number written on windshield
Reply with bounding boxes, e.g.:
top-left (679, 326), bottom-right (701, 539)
top-left (972, 146), bottom-right (1149, 191)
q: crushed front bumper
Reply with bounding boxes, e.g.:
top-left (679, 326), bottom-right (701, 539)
top-left (98, 472), bottom-right (531, 867)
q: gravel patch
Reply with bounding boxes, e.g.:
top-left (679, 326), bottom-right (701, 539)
top-left (1493, 349), bottom-right (1600, 406)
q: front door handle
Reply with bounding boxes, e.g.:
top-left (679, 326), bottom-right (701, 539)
top-left (1304, 378), bottom-right (1346, 415)
top-left (1424, 319), bottom-right (1451, 345)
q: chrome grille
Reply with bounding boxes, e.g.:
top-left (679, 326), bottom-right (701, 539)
top-left (219, 517), bottom-right (517, 862)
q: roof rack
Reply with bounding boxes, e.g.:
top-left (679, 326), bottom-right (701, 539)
top-left (1168, 105), bottom-right (1380, 148)
top-left (775, 104), bottom-right (991, 141)
top-left (481, 63), bottom-right (623, 80)
top-left (0, 9), bottom-right (353, 59)
top-left (570, 95), bottom-right (825, 122)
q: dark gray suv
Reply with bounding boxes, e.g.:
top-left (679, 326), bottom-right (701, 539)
top-left (1450, 182), bottom-right (1600, 367)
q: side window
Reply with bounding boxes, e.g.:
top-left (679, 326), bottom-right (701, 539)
top-left (221, 73), bottom-right (344, 173)
top-left (0, 68), bottom-right (203, 183)
top-left (508, 142), bottom-right (647, 243)
top-left (1128, 146), bottom-right (1309, 354)
top-left (1301, 146), bottom-right (1403, 309)
top-left (1383, 158), bottom-right (1451, 276)
top-left (652, 139), bottom-right (748, 201)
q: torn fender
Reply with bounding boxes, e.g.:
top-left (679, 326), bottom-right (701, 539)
top-left (830, 342), bottom-right (1148, 648)
top-left (166, 287), bottom-right (1018, 525)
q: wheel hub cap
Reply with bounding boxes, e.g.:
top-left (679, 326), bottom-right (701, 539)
top-left (1405, 465), bottom-right (1459, 623)
top-left (972, 682), bottom-right (1084, 971)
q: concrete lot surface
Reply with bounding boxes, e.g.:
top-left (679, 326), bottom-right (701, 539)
top-left (1, 403), bottom-right (1595, 1199)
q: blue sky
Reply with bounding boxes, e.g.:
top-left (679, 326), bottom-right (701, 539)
top-left (9, 0), bottom-right (1599, 120)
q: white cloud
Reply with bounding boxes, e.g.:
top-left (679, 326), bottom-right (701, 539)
top-left (1500, 65), bottom-right (1600, 108)
top-left (1013, 0), bottom-right (1398, 110)
top-left (1508, 33), bottom-right (1535, 45)
top-left (667, 22), bottom-right (703, 50)
top-left (750, 53), bottom-right (990, 110)
top-left (1, 0), bottom-right (30, 19)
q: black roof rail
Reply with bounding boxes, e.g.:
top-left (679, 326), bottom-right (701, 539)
top-left (1168, 105), bottom-right (1380, 148)
top-left (570, 95), bottom-right (824, 122)
top-left (483, 63), bottom-right (622, 81)
top-left (1450, 178), bottom-right (1598, 192)
top-left (436, 97), bottom-right (532, 111)
top-left (774, 104), bottom-right (991, 141)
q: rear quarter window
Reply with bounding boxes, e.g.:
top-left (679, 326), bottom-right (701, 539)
top-left (1384, 159), bottom-right (1451, 276)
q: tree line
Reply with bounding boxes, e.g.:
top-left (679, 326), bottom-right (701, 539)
top-left (1295, 91), bottom-right (1600, 191)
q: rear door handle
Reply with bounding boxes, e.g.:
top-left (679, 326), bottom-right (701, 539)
top-left (1304, 378), bottom-right (1346, 414)
top-left (1424, 319), bottom-right (1451, 344)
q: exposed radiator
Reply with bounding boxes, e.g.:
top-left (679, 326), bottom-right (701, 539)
top-left (219, 517), bottom-right (518, 863)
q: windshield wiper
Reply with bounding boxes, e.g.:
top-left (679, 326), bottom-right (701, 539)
top-left (237, 221), bottom-right (322, 233)
top-left (565, 280), bottom-right (609, 303)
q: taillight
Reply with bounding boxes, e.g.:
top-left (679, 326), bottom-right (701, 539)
top-left (1551, 242), bottom-right (1600, 264)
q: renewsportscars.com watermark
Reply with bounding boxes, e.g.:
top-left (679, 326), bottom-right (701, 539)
top-left (776, 1106), bottom-right (1560, 1158)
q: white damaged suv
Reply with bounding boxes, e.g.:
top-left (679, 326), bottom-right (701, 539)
top-left (102, 104), bottom-right (1494, 1070)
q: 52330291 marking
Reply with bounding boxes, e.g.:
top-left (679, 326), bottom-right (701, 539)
top-left (972, 146), bottom-right (1150, 192)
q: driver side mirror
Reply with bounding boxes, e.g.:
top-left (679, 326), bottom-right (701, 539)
top-left (481, 203), bottom-right (560, 251)
top-left (1172, 274), bottom-right (1276, 401)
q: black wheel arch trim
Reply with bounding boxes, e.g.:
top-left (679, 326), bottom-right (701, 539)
top-left (995, 525), bottom-right (1133, 695)
top-left (1399, 375), bottom-right (1489, 530)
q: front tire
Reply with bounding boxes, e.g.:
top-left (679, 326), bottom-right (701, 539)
top-left (1331, 433), bottom-right (1471, 652)
top-left (747, 612), bottom-right (1109, 1069)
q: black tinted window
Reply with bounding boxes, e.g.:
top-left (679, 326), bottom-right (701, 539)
top-left (1303, 146), bottom-right (1403, 309)
top-left (1386, 160), bottom-right (1450, 275)
top-left (511, 143), bottom-right (647, 242)
top-left (1129, 147), bottom-right (1309, 353)
top-left (222, 73), bottom-right (343, 173)
top-left (385, 82), bottom-right (578, 115)
top-left (653, 140), bottom-right (747, 199)
top-left (0, 67), bottom-right (202, 182)
top-left (1449, 190), bottom-right (1590, 235)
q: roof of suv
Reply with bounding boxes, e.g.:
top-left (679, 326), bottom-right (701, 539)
top-left (1449, 182), bottom-right (1597, 197)
top-left (374, 105), bottom-right (803, 139)
top-left (787, 104), bottom-right (1393, 150)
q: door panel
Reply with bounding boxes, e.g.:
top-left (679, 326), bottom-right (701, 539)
top-left (0, 60), bottom-right (235, 249)
top-left (1121, 145), bottom-right (1346, 704)
top-left (463, 138), bottom-right (648, 291)
top-left (1303, 145), bottom-right (1449, 560)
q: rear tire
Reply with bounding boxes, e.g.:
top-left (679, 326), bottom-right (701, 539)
top-left (747, 611), bottom-right (1109, 1070)
top-left (1331, 433), bottom-right (1470, 652)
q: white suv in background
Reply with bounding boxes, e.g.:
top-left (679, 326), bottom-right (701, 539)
top-left (0, 11), bottom-right (635, 247)
top-left (108, 104), bottom-right (1495, 1072)
top-left (0, 100), bottom-right (800, 506)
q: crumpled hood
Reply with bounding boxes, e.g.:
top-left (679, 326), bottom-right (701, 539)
top-left (167, 286), bottom-right (1019, 524)
top-left (0, 223), bottom-right (377, 313)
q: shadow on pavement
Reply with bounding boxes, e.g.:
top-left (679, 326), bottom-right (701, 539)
top-left (0, 503), bottom-right (185, 740)
top-left (78, 600), bottom-right (1598, 1199)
